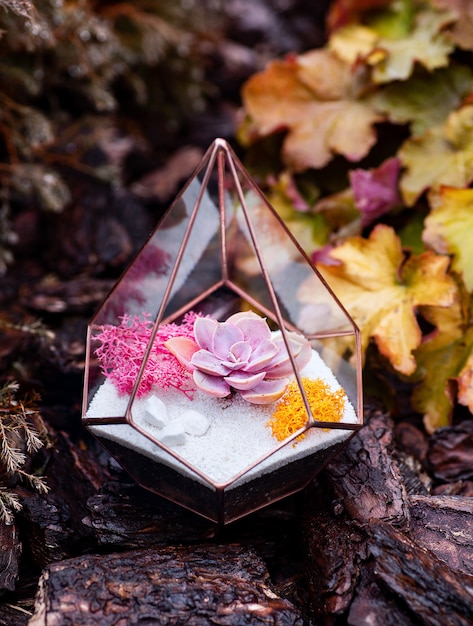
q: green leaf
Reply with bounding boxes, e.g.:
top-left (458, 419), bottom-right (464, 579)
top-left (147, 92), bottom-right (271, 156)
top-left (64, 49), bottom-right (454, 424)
top-left (371, 65), bottom-right (473, 136)
top-left (398, 210), bottom-right (426, 254)
top-left (266, 173), bottom-right (330, 253)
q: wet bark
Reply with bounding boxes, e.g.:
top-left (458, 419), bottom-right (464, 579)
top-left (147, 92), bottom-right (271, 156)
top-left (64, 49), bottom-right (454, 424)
top-left (83, 481), bottom-right (216, 547)
top-left (409, 494), bottom-right (473, 576)
top-left (324, 411), bottom-right (411, 528)
top-left (302, 411), bottom-right (473, 625)
top-left (0, 522), bottom-right (21, 593)
top-left (369, 521), bottom-right (473, 626)
top-left (6, 407), bottom-right (473, 625)
top-left (28, 544), bottom-right (303, 626)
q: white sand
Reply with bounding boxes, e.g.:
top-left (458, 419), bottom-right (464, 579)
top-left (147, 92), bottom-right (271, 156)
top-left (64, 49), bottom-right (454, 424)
top-left (85, 349), bottom-right (358, 487)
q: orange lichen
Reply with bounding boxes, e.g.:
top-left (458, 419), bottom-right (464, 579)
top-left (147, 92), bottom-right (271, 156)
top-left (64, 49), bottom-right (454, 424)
top-left (267, 377), bottom-right (346, 443)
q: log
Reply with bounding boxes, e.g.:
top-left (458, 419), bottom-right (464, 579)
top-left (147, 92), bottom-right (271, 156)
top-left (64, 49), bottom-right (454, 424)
top-left (18, 493), bottom-right (74, 568)
top-left (369, 521), bottom-right (473, 626)
top-left (394, 421), bottom-right (429, 464)
top-left (302, 499), bottom-right (367, 617)
top-left (302, 411), bottom-right (412, 621)
top-left (28, 544), bottom-right (303, 625)
top-left (347, 564), bottom-right (418, 626)
top-left (409, 494), bottom-right (473, 577)
top-left (84, 481), bottom-right (216, 547)
top-left (427, 420), bottom-right (473, 483)
top-left (0, 522), bottom-right (21, 593)
top-left (0, 602), bottom-right (34, 626)
top-left (324, 411), bottom-right (410, 528)
top-left (432, 480), bottom-right (473, 496)
top-left (393, 421), bottom-right (431, 495)
top-left (17, 430), bottom-right (112, 568)
top-left (0, 523), bottom-right (35, 626)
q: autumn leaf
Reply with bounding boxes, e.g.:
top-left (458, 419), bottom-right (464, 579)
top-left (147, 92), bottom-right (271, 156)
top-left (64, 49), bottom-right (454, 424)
top-left (349, 157), bottom-right (401, 227)
top-left (240, 49), bottom-right (383, 171)
top-left (423, 186), bottom-right (473, 292)
top-left (458, 349), bottom-right (473, 415)
top-left (432, 0), bottom-right (473, 52)
top-left (326, 0), bottom-right (392, 32)
top-left (313, 188), bottom-right (361, 242)
top-left (330, 4), bottom-right (455, 83)
top-left (371, 65), bottom-right (473, 136)
top-left (266, 172), bottom-right (329, 254)
top-left (265, 173), bottom-right (363, 260)
top-left (329, 23), bottom-right (378, 64)
top-left (399, 105), bottom-right (473, 206)
top-left (413, 286), bottom-right (473, 432)
top-left (315, 224), bottom-right (457, 375)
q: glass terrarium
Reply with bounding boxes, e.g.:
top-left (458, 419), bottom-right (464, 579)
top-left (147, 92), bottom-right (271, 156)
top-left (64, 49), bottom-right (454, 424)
top-left (82, 139), bottom-right (363, 524)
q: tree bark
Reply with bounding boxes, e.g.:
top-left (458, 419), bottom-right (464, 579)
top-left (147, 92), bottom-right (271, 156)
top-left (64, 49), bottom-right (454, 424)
top-left (324, 411), bottom-right (411, 528)
top-left (28, 544), bottom-right (303, 626)
top-left (409, 494), bottom-right (473, 576)
top-left (0, 521), bottom-right (21, 592)
top-left (369, 521), bottom-right (473, 626)
top-left (84, 481), bottom-right (216, 547)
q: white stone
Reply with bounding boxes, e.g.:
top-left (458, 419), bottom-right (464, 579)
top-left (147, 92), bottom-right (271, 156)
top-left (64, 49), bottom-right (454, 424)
top-left (143, 395), bottom-right (169, 429)
top-left (160, 421), bottom-right (186, 446)
top-left (178, 409), bottom-right (210, 436)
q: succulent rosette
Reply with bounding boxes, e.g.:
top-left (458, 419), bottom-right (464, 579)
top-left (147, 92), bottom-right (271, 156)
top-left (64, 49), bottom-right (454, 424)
top-left (165, 311), bottom-right (312, 404)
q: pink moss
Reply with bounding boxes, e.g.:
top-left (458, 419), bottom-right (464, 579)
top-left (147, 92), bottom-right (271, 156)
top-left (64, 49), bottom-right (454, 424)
top-left (94, 311), bottom-right (201, 397)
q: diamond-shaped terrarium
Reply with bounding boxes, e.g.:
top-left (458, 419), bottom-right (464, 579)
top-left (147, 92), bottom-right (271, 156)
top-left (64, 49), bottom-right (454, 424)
top-left (82, 139), bottom-right (363, 524)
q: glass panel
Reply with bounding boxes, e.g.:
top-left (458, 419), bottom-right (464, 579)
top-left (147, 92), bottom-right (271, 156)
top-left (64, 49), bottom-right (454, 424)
top-left (91, 150), bottom-right (221, 328)
top-left (226, 160), bottom-right (355, 335)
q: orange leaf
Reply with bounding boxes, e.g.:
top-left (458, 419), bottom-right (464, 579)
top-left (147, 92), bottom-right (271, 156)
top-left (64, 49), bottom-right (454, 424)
top-left (241, 49), bottom-right (382, 171)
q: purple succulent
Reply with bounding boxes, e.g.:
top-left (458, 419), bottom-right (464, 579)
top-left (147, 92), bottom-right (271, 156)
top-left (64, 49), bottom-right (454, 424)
top-left (165, 311), bottom-right (312, 404)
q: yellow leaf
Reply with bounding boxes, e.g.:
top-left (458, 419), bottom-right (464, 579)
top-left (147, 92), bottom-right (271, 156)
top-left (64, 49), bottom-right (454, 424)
top-left (399, 106), bottom-right (473, 205)
top-left (458, 350), bottom-right (473, 413)
top-left (240, 49), bottom-right (382, 171)
top-left (424, 186), bottom-right (473, 291)
top-left (329, 24), bottom-right (378, 65)
top-left (330, 6), bottom-right (455, 83)
top-left (413, 287), bottom-right (473, 432)
top-left (316, 224), bottom-right (457, 375)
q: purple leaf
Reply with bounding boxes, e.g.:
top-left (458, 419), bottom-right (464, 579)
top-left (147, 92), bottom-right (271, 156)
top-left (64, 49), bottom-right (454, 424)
top-left (350, 157), bottom-right (401, 228)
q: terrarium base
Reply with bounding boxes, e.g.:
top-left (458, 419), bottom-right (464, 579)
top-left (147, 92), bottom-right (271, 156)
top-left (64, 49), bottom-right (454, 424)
top-left (92, 430), bottom-right (356, 524)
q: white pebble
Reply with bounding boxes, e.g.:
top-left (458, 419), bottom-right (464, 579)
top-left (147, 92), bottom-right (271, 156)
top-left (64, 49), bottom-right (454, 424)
top-left (143, 395), bottom-right (169, 428)
top-left (178, 409), bottom-right (210, 436)
top-left (160, 421), bottom-right (186, 446)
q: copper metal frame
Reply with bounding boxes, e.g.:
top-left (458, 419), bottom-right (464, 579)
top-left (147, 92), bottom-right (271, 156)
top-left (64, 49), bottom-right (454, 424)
top-left (82, 138), bottom-right (364, 524)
